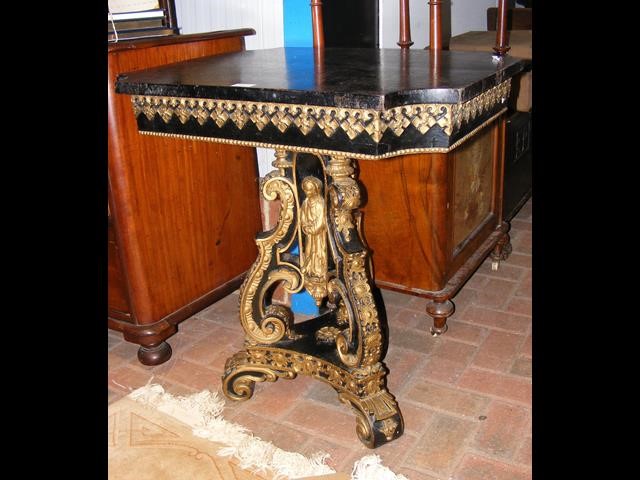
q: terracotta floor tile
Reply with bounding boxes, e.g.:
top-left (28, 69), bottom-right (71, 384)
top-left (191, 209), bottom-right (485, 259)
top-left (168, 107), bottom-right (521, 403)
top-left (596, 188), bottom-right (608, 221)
top-left (457, 368), bottom-right (532, 406)
top-left (442, 320), bottom-right (489, 346)
top-left (107, 351), bottom-right (128, 369)
top-left (305, 380), bottom-right (343, 407)
top-left (385, 345), bottom-right (428, 396)
top-left (472, 401), bottom-right (530, 459)
top-left (395, 467), bottom-right (443, 480)
top-left (477, 259), bottom-right (526, 283)
top-left (431, 338), bottom-right (478, 365)
top-left (284, 401), bottom-right (359, 447)
top-left (297, 436), bottom-right (360, 473)
top-left (505, 297), bottom-right (532, 317)
top-left (459, 306), bottom-right (531, 334)
top-left (389, 326), bottom-right (438, 354)
top-left (510, 357), bottom-right (532, 378)
top-left (504, 253), bottom-right (532, 269)
top-left (514, 436), bottom-right (532, 466)
top-left (108, 332), bottom-right (123, 351)
top-left (515, 199), bottom-right (532, 220)
top-left (404, 413), bottom-right (477, 475)
top-left (510, 219), bottom-right (532, 231)
top-left (413, 357), bottom-right (468, 385)
top-left (228, 411), bottom-right (311, 454)
top-left (108, 387), bottom-right (125, 405)
top-left (465, 273), bottom-right (491, 290)
top-left (449, 288), bottom-right (480, 313)
top-left (397, 402), bottom-right (436, 437)
top-left (473, 278), bottom-right (518, 310)
top-left (108, 364), bottom-right (154, 393)
top-left (511, 231), bottom-right (532, 255)
top-left (405, 381), bottom-right (490, 418)
top-left (245, 373), bottom-right (317, 420)
top-left (514, 272), bottom-right (532, 299)
top-left (472, 331), bottom-right (526, 373)
top-left (365, 431), bottom-right (420, 468)
top-left (520, 333), bottom-right (532, 358)
top-left (174, 316), bottom-right (225, 338)
top-left (196, 291), bottom-right (241, 322)
top-left (155, 358), bottom-right (220, 392)
top-left (390, 307), bottom-right (429, 330)
top-left (453, 453), bottom-right (531, 480)
top-left (108, 340), bottom-right (141, 362)
top-left (381, 289), bottom-right (417, 309)
top-left (180, 326), bottom-right (245, 367)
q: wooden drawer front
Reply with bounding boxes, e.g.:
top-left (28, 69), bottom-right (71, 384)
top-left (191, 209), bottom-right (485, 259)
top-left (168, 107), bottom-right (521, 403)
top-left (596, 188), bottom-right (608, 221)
top-left (108, 225), bottom-right (133, 321)
top-left (452, 126), bottom-right (495, 252)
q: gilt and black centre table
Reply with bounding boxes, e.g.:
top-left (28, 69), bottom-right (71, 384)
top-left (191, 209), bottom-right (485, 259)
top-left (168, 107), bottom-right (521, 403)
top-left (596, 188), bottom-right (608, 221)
top-left (116, 47), bottom-right (525, 448)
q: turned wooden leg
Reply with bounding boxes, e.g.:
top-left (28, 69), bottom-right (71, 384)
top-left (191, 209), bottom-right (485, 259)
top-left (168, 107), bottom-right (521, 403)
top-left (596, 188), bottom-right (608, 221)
top-left (426, 299), bottom-right (454, 336)
top-left (490, 232), bottom-right (512, 271)
top-left (137, 341), bottom-right (172, 366)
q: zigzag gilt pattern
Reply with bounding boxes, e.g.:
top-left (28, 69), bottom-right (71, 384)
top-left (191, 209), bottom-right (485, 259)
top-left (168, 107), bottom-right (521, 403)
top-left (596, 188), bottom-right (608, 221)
top-left (131, 80), bottom-right (510, 143)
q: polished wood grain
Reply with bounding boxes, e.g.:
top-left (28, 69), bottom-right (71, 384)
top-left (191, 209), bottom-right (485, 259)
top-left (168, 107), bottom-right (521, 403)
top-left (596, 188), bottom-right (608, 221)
top-left (452, 126), bottom-right (494, 248)
top-left (108, 31), bottom-right (262, 364)
top-left (359, 151), bottom-right (450, 293)
top-left (360, 119), bottom-right (508, 333)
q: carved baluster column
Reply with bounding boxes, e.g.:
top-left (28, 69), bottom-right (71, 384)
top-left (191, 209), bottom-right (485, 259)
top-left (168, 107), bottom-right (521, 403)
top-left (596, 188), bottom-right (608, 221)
top-left (311, 0), bottom-right (325, 49)
top-left (493, 0), bottom-right (511, 56)
top-left (398, 0), bottom-right (413, 49)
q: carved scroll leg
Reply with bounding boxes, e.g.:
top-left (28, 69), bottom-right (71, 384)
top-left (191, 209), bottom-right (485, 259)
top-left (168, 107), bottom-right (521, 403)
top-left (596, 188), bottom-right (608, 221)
top-left (426, 299), bottom-right (454, 336)
top-left (490, 232), bottom-right (513, 271)
top-left (338, 390), bottom-right (404, 449)
top-left (222, 351), bottom-right (296, 401)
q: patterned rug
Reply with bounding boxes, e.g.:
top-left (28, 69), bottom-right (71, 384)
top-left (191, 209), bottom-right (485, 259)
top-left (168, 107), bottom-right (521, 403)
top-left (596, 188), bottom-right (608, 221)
top-left (108, 385), bottom-right (405, 480)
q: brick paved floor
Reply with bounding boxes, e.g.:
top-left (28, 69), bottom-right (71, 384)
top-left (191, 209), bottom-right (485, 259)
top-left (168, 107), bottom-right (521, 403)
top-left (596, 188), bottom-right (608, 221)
top-left (108, 198), bottom-right (532, 480)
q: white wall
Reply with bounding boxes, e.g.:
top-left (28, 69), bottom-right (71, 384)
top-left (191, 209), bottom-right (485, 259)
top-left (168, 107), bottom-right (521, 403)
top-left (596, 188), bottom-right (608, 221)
top-left (174, 0), bottom-right (285, 176)
top-left (380, 0), bottom-right (497, 49)
top-left (174, 0), bottom-right (284, 50)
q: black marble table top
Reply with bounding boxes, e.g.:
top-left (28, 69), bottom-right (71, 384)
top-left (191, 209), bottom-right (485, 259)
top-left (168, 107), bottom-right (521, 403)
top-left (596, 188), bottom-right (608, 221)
top-left (116, 47), bottom-right (526, 158)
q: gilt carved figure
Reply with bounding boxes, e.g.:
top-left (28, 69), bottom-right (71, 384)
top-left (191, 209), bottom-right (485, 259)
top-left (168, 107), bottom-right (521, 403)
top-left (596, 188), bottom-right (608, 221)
top-left (300, 176), bottom-right (328, 305)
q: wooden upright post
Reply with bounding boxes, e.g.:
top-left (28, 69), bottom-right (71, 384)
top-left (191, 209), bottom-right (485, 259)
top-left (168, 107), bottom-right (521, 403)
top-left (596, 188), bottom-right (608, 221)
top-left (493, 0), bottom-right (511, 56)
top-left (398, 0), bottom-right (414, 49)
top-left (310, 0), bottom-right (325, 49)
top-left (428, 0), bottom-right (442, 51)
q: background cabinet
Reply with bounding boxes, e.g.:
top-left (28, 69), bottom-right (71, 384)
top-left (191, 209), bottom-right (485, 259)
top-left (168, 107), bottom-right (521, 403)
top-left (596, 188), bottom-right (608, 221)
top-left (108, 30), bottom-right (262, 365)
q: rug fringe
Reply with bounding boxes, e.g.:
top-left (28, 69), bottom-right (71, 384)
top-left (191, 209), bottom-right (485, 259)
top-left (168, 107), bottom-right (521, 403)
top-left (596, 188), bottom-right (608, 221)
top-left (351, 455), bottom-right (409, 480)
top-left (128, 384), bottom-right (408, 480)
top-left (129, 384), bottom-right (334, 479)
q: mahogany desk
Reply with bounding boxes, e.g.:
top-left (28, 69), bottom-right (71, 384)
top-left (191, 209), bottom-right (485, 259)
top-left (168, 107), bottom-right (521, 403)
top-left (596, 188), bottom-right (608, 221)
top-left (116, 47), bottom-right (525, 448)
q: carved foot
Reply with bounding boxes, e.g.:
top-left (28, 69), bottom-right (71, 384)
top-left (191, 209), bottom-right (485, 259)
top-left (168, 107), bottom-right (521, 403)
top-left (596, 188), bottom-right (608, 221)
top-left (490, 233), bottom-right (512, 271)
top-left (137, 341), bottom-right (172, 366)
top-left (339, 390), bottom-right (404, 448)
top-left (221, 351), bottom-right (296, 401)
top-left (426, 299), bottom-right (454, 336)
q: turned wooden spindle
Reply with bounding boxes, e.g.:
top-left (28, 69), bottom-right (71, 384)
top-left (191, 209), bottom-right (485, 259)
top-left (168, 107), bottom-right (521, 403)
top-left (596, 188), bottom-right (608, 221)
top-left (310, 0), bottom-right (325, 49)
top-left (493, 0), bottom-right (511, 56)
top-left (428, 0), bottom-right (442, 51)
top-left (398, 0), bottom-right (414, 49)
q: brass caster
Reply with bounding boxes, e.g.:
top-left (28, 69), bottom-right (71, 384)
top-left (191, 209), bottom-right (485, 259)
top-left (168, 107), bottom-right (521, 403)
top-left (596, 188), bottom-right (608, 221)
top-left (430, 324), bottom-right (448, 336)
